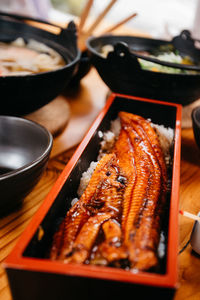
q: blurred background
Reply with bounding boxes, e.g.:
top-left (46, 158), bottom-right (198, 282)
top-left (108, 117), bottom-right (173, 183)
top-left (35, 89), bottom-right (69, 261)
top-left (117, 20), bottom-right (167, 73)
top-left (0, 0), bottom-right (199, 39)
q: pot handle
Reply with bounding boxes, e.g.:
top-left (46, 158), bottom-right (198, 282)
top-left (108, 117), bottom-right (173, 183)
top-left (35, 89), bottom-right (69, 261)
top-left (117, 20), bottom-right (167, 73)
top-left (0, 11), bottom-right (79, 55)
top-left (109, 42), bottom-right (142, 70)
top-left (0, 11), bottom-right (64, 29)
top-left (172, 29), bottom-right (200, 63)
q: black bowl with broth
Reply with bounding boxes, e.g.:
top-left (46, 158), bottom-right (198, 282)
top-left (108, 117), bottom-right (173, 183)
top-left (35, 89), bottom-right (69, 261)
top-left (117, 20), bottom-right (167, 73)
top-left (87, 34), bottom-right (200, 105)
top-left (0, 13), bottom-right (81, 116)
top-left (0, 116), bottom-right (53, 216)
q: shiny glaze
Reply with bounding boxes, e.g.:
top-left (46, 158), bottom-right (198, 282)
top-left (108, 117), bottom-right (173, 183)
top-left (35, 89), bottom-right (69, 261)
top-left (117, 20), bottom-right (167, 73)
top-left (50, 112), bottom-right (167, 271)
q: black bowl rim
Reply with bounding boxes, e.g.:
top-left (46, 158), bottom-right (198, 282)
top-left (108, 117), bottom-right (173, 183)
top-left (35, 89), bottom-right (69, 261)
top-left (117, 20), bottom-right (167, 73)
top-left (0, 116), bottom-right (53, 180)
top-left (86, 34), bottom-right (168, 58)
top-left (86, 34), bottom-right (200, 77)
top-left (192, 106), bottom-right (200, 126)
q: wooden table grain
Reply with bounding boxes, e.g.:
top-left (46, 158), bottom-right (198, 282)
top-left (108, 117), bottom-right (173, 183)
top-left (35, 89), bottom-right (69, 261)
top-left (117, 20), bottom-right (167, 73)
top-left (1, 67), bottom-right (200, 300)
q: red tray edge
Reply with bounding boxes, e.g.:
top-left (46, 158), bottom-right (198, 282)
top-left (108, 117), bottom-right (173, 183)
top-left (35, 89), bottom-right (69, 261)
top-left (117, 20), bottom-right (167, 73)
top-left (4, 93), bottom-right (182, 289)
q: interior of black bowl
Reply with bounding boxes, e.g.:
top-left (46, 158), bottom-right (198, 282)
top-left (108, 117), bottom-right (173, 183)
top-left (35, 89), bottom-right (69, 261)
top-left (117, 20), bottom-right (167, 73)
top-left (192, 107), bottom-right (200, 149)
top-left (0, 15), bottom-right (80, 116)
top-left (87, 35), bottom-right (200, 105)
top-left (0, 116), bottom-right (52, 176)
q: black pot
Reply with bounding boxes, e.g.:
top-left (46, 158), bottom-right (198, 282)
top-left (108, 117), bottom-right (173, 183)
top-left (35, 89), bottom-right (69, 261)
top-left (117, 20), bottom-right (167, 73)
top-left (87, 34), bottom-right (200, 105)
top-left (0, 12), bottom-right (81, 116)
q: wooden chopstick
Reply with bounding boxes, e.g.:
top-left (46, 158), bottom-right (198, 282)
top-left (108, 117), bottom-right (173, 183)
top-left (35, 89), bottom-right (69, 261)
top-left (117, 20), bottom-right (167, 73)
top-left (77, 0), bottom-right (137, 51)
top-left (78, 0), bottom-right (94, 34)
top-left (85, 0), bottom-right (117, 36)
top-left (101, 12), bottom-right (138, 34)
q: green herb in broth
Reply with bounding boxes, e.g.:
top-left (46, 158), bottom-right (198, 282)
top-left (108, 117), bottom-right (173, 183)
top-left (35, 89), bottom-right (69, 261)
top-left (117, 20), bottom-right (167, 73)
top-left (151, 44), bottom-right (175, 56)
top-left (140, 44), bottom-right (197, 74)
top-left (139, 52), bottom-right (197, 74)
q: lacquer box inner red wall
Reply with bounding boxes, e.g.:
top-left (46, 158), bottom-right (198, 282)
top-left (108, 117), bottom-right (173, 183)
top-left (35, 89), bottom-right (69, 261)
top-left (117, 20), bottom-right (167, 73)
top-left (4, 93), bottom-right (182, 300)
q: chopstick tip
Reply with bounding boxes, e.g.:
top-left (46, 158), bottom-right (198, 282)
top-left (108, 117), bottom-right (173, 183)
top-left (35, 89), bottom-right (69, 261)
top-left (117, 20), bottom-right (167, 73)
top-left (179, 210), bottom-right (200, 222)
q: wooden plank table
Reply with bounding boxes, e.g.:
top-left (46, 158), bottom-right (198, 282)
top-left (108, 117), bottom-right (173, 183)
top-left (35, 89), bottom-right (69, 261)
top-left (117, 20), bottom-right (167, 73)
top-left (1, 63), bottom-right (200, 300)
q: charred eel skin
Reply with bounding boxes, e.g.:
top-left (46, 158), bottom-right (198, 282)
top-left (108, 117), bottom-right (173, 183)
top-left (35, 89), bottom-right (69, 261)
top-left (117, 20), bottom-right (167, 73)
top-left (50, 112), bottom-right (167, 271)
top-left (118, 112), bottom-right (167, 270)
top-left (50, 153), bottom-right (126, 261)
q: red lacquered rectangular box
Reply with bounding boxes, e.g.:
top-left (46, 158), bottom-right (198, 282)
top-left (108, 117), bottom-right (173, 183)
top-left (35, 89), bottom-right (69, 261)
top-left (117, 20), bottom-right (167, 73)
top-left (4, 93), bottom-right (182, 300)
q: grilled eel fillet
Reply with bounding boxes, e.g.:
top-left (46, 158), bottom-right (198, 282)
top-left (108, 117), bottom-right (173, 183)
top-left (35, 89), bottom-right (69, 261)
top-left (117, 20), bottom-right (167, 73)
top-left (50, 111), bottom-right (167, 271)
top-left (50, 153), bottom-right (126, 262)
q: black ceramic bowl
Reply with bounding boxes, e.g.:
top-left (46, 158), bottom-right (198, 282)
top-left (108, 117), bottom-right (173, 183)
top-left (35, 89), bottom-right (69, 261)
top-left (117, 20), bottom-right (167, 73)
top-left (0, 116), bottom-right (53, 216)
top-left (87, 34), bottom-right (200, 105)
top-left (0, 12), bottom-right (81, 116)
top-left (192, 106), bottom-right (200, 149)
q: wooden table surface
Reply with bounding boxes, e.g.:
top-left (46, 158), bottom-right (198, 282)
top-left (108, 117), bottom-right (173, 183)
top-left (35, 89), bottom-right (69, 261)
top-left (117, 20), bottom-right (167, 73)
top-left (1, 62), bottom-right (200, 300)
